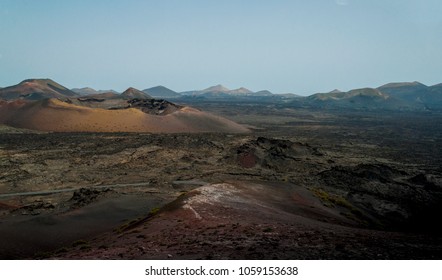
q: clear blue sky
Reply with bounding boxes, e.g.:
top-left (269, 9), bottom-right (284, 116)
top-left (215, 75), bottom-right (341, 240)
top-left (0, 0), bottom-right (441, 95)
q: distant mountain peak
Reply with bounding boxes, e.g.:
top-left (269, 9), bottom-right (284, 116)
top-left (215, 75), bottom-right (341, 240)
top-left (254, 90), bottom-right (273, 96)
top-left (347, 88), bottom-right (387, 98)
top-left (72, 87), bottom-right (119, 96)
top-left (21, 78), bottom-right (53, 84)
top-left (202, 84), bottom-right (230, 93)
top-left (377, 81), bottom-right (429, 100)
top-left (142, 85), bottom-right (180, 98)
top-left (378, 81), bottom-right (427, 89)
top-left (19, 78), bottom-right (67, 90)
top-left (0, 78), bottom-right (77, 100)
top-left (121, 87), bottom-right (152, 99)
top-left (145, 85), bottom-right (171, 91)
top-left (229, 87), bottom-right (254, 95)
top-left (311, 87), bottom-right (388, 102)
top-left (329, 89), bottom-right (342, 94)
top-left (71, 87), bottom-right (98, 95)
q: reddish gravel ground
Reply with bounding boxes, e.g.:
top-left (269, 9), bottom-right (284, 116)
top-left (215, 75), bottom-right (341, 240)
top-left (54, 181), bottom-right (442, 260)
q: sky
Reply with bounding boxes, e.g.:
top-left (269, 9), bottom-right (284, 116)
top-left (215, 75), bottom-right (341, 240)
top-left (0, 0), bottom-right (441, 95)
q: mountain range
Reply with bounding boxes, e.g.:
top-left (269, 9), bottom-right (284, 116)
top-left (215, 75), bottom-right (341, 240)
top-left (1, 79), bottom-right (442, 111)
top-left (180, 84), bottom-right (273, 97)
top-left (72, 87), bottom-right (119, 96)
top-left (0, 79), bottom-right (250, 133)
top-left (304, 82), bottom-right (442, 110)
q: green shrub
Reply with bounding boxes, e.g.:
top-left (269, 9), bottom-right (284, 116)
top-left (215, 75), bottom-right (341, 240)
top-left (263, 227), bottom-right (273, 233)
top-left (149, 207), bottom-right (160, 215)
top-left (312, 188), bottom-right (352, 209)
top-left (72, 240), bottom-right (88, 247)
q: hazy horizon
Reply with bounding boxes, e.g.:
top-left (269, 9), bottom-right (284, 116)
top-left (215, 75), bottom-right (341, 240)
top-left (1, 0), bottom-right (441, 95)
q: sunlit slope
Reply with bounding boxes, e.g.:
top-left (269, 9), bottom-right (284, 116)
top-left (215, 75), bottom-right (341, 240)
top-left (0, 99), bottom-right (250, 133)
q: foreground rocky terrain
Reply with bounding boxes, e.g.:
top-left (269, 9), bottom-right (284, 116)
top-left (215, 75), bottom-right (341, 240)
top-left (0, 105), bottom-right (441, 259)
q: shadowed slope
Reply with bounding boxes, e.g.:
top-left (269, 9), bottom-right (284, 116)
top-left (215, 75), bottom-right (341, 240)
top-left (54, 181), bottom-right (442, 259)
top-left (143, 86), bottom-right (181, 98)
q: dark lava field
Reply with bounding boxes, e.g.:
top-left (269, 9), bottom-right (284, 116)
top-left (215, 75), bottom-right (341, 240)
top-left (1, 102), bottom-right (441, 259)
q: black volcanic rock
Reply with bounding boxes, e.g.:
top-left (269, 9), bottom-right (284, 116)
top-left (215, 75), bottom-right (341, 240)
top-left (234, 137), bottom-right (322, 171)
top-left (127, 98), bottom-right (182, 115)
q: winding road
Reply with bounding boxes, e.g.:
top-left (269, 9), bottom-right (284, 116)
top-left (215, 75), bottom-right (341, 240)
top-left (0, 182), bottom-right (156, 198)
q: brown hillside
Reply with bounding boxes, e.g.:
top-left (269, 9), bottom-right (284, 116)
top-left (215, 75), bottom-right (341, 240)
top-left (0, 79), bottom-right (77, 100)
top-left (0, 99), bottom-right (249, 133)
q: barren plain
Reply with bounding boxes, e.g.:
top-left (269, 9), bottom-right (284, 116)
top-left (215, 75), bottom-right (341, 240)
top-left (1, 101), bottom-right (441, 259)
